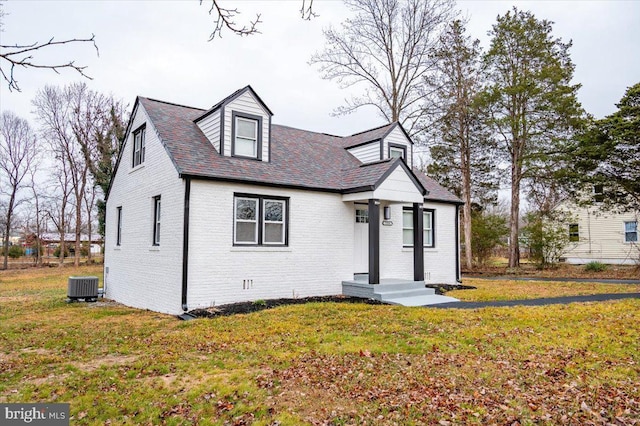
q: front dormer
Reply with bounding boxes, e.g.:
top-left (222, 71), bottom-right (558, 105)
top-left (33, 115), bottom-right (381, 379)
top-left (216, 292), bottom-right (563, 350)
top-left (194, 86), bottom-right (273, 162)
top-left (345, 122), bottom-right (414, 167)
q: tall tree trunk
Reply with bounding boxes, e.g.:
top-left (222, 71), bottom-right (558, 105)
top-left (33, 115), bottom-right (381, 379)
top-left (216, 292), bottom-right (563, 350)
top-left (3, 191), bottom-right (16, 270)
top-left (509, 160), bottom-right (521, 268)
top-left (74, 199), bottom-right (81, 267)
top-left (460, 125), bottom-right (473, 269)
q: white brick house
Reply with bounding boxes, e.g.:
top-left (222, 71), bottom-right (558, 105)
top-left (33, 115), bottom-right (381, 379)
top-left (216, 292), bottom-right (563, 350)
top-left (104, 86), bottom-right (463, 315)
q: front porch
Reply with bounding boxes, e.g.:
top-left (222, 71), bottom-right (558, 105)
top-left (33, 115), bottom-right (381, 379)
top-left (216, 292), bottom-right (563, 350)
top-left (342, 275), bottom-right (458, 306)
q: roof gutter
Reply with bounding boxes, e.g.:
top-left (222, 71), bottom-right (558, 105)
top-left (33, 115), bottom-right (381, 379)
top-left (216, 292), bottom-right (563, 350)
top-left (181, 177), bottom-right (191, 311)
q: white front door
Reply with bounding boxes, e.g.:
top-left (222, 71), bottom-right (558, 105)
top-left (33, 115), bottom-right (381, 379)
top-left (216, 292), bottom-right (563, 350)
top-left (354, 206), bottom-right (369, 273)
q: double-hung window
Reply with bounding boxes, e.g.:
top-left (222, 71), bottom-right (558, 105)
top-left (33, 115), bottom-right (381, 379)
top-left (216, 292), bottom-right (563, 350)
top-left (152, 196), bottom-right (161, 246)
top-left (232, 113), bottom-right (261, 159)
top-left (116, 206), bottom-right (122, 246)
top-left (234, 194), bottom-right (288, 245)
top-left (624, 221), bottom-right (638, 243)
top-left (569, 223), bottom-right (579, 242)
top-left (402, 208), bottom-right (434, 247)
top-left (132, 124), bottom-right (146, 167)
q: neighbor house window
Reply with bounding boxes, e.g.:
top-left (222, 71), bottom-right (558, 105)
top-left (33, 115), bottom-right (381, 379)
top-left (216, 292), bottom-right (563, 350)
top-left (402, 208), bottom-right (434, 247)
top-left (132, 124), bottom-right (146, 167)
top-left (232, 113), bottom-right (262, 159)
top-left (594, 184), bottom-right (604, 203)
top-left (152, 196), bottom-right (161, 246)
top-left (569, 223), bottom-right (579, 242)
top-left (389, 144), bottom-right (406, 159)
top-left (234, 194), bottom-right (288, 245)
top-left (624, 221), bottom-right (638, 243)
top-left (116, 206), bottom-right (122, 246)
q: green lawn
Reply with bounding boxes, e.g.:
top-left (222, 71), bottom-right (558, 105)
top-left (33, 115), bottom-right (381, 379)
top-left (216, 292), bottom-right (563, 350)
top-left (452, 278), bottom-right (640, 302)
top-left (1, 266), bottom-right (639, 424)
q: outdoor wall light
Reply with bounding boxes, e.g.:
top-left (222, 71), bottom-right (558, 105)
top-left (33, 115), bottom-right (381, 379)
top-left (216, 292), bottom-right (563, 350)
top-left (384, 206), bottom-right (391, 220)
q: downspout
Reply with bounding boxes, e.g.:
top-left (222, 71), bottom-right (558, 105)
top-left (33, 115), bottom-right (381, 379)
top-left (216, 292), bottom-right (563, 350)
top-left (181, 177), bottom-right (191, 311)
top-left (455, 204), bottom-right (461, 283)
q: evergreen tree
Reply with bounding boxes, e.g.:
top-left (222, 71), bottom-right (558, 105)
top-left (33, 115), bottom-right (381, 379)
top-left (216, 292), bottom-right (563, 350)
top-left (482, 7), bottom-right (584, 268)
top-left (426, 19), bottom-right (498, 269)
top-left (568, 82), bottom-right (640, 213)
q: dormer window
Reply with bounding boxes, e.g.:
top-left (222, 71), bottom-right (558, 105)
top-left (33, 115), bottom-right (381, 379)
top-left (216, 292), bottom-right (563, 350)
top-left (132, 124), bottom-right (146, 167)
top-left (232, 112), bottom-right (262, 159)
top-left (389, 144), bottom-right (406, 160)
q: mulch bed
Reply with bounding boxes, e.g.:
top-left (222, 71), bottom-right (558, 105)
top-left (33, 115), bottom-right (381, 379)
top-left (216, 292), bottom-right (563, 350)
top-left (188, 295), bottom-right (385, 318)
top-left (187, 285), bottom-right (477, 318)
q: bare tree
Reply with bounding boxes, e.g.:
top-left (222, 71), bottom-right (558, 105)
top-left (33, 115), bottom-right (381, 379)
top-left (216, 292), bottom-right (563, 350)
top-left (0, 2), bottom-right (98, 92)
top-left (82, 177), bottom-right (98, 263)
top-left (201, 0), bottom-right (317, 39)
top-left (45, 165), bottom-right (73, 265)
top-left (310, 0), bottom-right (456, 136)
top-left (0, 111), bottom-right (39, 269)
top-left (26, 169), bottom-right (45, 266)
top-left (33, 84), bottom-right (92, 266)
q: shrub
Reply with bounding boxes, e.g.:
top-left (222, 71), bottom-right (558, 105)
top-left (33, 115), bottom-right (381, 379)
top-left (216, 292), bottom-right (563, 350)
top-left (471, 211), bottom-right (509, 266)
top-left (584, 261), bottom-right (607, 272)
top-left (521, 212), bottom-right (573, 269)
top-left (7, 245), bottom-right (24, 258)
top-left (53, 246), bottom-right (70, 258)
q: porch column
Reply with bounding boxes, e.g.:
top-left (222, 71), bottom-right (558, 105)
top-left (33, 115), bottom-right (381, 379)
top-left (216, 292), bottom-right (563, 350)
top-left (368, 199), bottom-right (380, 284)
top-left (413, 202), bottom-right (424, 281)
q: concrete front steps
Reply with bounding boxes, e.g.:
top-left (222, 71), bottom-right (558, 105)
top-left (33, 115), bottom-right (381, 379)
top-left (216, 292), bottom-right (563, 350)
top-left (342, 278), bottom-right (459, 306)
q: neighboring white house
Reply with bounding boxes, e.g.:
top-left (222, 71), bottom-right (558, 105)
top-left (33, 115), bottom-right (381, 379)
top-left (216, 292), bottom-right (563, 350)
top-left (104, 86), bottom-right (463, 315)
top-left (558, 199), bottom-right (639, 265)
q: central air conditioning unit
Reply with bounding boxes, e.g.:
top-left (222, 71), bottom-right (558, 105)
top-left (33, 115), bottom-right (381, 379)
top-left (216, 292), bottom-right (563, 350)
top-left (67, 276), bottom-right (99, 302)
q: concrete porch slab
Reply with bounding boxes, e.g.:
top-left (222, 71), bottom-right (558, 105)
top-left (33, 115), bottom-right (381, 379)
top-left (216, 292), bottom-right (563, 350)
top-left (385, 294), bottom-right (460, 306)
top-left (342, 277), bottom-right (460, 306)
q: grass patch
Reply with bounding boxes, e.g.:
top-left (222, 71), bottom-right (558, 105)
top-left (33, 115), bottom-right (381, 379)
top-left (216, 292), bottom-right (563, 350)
top-left (1, 266), bottom-right (639, 424)
top-left (450, 278), bottom-right (640, 302)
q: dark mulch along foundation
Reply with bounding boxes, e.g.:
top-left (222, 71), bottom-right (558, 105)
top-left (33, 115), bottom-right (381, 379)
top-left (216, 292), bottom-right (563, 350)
top-left (189, 295), bottom-right (386, 318)
top-left (186, 286), bottom-right (477, 318)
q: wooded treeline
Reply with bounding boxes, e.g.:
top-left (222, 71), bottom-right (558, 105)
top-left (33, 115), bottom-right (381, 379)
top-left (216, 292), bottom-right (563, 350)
top-left (0, 83), bottom-right (126, 269)
top-left (311, 0), bottom-right (638, 269)
top-left (1, 0), bottom-right (637, 270)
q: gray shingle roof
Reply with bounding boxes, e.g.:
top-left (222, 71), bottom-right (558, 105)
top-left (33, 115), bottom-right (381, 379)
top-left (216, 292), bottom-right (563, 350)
top-left (136, 96), bottom-right (461, 204)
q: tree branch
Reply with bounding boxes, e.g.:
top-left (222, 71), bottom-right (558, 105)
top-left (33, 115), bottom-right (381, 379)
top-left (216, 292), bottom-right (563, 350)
top-left (0, 35), bottom-right (98, 92)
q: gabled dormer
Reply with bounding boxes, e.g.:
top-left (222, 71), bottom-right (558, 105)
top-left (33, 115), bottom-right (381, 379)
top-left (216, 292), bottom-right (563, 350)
top-left (194, 85), bottom-right (273, 162)
top-left (343, 122), bottom-right (414, 167)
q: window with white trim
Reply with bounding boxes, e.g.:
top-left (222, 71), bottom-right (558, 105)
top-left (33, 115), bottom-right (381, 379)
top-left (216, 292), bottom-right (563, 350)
top-left (132, 125), bottom-right (146, 167)
top-left (116, 206), bottom-right (122, 246)
top-left (624, 221), bottom-right (638, 243)
top-left (234, 194), bottom-right (288, 245)
top-left (233, 114), bottom-right (260, 159)
top-left (402, 208), bottom-right (434, 247)
top-left (152, 196), bottom-right (161, 246)
top-left (263, 199), bottom-right (286, 244)
top-left (389, 146), bottom-right (405, 159)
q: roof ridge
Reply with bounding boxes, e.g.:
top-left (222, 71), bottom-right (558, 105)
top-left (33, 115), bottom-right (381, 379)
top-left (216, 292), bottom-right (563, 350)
top-left (348, 122), bottom-right (395, 137)
top-left (140, 96), bottom-right (206, 111)
top-left (273, 123), bottom-right (342, 138)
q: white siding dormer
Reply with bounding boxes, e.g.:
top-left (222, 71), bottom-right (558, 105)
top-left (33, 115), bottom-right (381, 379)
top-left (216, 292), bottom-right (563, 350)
top-left (222, 90), bottom-right (271, 161)
top-left (347, 140), bottom-right (382, 163)
top-left (383, 126), bottom-right (413, 167)
top-left (195, 109), bottom-right (221, 153)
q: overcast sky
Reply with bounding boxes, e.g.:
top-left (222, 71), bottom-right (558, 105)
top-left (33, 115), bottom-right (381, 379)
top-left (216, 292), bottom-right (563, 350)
top-left (2, 0), bottom-right (639, 137)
